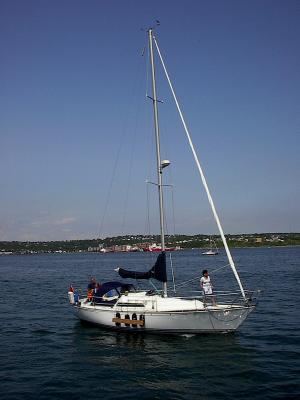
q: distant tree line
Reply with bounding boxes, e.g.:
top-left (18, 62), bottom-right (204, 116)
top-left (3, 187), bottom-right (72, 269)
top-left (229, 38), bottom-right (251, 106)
top-left (0, 233), bottom-right (299, 254)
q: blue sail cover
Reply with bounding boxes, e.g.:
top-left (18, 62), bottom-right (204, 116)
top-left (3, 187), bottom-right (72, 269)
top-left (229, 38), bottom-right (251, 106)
top-left (118, 252), bottom-right (167, 283)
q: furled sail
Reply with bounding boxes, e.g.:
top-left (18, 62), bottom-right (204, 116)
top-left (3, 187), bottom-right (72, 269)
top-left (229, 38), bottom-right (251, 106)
top-left (117, 252), bottom-right (167, 282)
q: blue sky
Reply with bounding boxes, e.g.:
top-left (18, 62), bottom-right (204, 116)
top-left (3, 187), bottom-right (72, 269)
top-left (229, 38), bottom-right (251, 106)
top-left (0, 0), bottom-right (299, 241)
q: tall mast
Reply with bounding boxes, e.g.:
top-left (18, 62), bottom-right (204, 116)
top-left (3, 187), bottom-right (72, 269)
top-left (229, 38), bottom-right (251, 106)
top-left (148, 29), bottom-right (167, 297)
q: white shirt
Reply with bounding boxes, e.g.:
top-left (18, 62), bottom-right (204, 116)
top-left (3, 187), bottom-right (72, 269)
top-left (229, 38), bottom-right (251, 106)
top-left (200, 275), bottom-right (213, 295)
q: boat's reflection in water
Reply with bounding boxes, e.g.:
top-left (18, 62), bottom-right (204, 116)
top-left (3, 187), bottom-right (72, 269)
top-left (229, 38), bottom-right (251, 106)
top-left (72, 321), bottom-right (255, 375)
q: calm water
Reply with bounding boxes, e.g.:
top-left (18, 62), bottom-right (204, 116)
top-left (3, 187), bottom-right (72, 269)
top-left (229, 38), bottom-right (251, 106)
top-left (0, 247), bottom-right (299, 400)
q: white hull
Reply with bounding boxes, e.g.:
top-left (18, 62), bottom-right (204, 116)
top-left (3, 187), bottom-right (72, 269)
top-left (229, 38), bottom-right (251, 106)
top-left (72, 292), bottom-right (254, 333)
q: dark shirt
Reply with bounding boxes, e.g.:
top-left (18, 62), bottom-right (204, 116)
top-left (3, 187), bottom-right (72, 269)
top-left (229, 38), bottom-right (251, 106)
top-left (88, 282), bottom-right (96, 290)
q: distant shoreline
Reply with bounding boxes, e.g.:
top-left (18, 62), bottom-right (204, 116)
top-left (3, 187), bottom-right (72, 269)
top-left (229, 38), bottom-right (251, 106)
top-left (1, 233), bottom-right (299, 255)
top-left (1, 244), bottom-right (300, 256)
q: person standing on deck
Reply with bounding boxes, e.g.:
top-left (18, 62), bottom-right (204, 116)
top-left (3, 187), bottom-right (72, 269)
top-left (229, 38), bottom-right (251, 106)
top-left (200, 269), bottom-right (216, 306)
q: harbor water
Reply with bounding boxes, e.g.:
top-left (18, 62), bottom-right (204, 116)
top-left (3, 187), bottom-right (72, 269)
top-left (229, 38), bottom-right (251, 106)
top-left (0, 247), bottom-right (299, 399)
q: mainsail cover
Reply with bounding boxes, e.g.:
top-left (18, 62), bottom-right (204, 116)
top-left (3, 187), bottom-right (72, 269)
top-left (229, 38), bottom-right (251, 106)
top-left (118, 252), bottom-right (167, 282)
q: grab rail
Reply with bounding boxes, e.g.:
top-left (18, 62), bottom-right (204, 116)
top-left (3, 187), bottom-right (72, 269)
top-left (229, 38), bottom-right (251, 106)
top-left (72, 289), bottom-right (260, 309)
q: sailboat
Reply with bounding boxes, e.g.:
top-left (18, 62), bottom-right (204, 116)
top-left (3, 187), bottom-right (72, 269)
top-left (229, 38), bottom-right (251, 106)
top-left (68, 29), bottom-right (257, 333)
top-left (202, 236), bottom-right (219, 256)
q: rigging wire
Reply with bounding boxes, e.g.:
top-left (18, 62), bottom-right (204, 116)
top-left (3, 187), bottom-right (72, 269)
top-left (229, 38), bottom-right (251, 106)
top-left (120, 64), bottom-right (144, 235)
top-left (173, 263), bottom-right (231, 290)
top-left (97, 136), bottom-right (124, 239)
top-left (145, 181), bottom-right (151, 236)
top-left (97, 40), bottom-right (145, 239)
top-left (122, 33), bottom-right (152, 236)
top-left (170, 177), bottom-right (176, 237)
top-left (153, 35), bottom-right (246, 300)
top-left (169, 252), bottom-right (176, 293)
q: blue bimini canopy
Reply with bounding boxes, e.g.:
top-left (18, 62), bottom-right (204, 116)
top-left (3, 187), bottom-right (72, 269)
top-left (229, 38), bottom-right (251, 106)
top-left (95, 281), bottom-right (135, 298)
